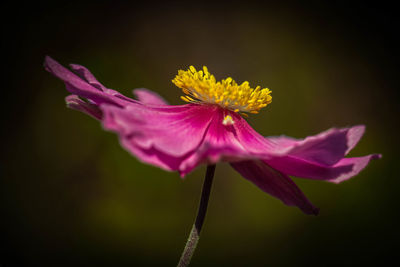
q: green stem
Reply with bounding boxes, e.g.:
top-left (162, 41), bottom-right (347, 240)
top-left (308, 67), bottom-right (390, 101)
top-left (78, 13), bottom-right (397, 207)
top-left (177, 164), bottom-right (216, 267)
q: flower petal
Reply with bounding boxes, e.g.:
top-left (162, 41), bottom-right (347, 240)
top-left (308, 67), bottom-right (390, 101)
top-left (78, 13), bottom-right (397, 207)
top-left (177, 109), bottom-right (272, 176)
top-left (326, 154), bottom-right (382, 183)
top-left (69, 63), bottom-right (107, 91)
top-left (345, 125), bottom-right (365, 154)
top-left (100, 104), bottom-right (274, 176)
top-left (101, 103), bottom-right (215, 159)
top-left (266, 153), bottom-right (381, 182)
top-left (119, 137), bottom-right (187, 171)
top-left (267, 126), bottom-right (366, 165)
top-left (133, 88), bottom-right (169, 105)
top-left (231, 160), bottom-right (319, 215)
top-left (65, 95), bottom-right (102, 120)
top-left (44, 56), bottom-right (134, 107)
top-left (231, 112), bottom-right (277, 154)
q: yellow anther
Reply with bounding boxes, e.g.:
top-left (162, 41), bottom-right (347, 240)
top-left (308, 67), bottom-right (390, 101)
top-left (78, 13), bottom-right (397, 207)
top-left (180, 96), bottom-right (190, 102)
top-left (172, 66), bottom-right (272, 114)
top-left (172, 66), bottom-right (272, 113)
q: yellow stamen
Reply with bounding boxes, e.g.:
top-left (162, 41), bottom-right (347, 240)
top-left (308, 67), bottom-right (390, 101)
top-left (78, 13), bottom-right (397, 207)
top-left (222, 115), bottom-right (235, 126)
top-left (172, 66), bottom-right (272, 114)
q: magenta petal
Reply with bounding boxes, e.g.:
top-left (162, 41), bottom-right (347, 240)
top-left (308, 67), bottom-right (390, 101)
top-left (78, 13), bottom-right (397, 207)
top-left (133, 88), bottom-right (169, 105)
top-left (267, 126), bottom-right (366, 165)
top-left (266, 153), bottom-right (381, 182)
top-left (178, 109), bottom-right (272, 176)
top-left (345, 125), bottom-right (365, 154)
top-left (45, 56), bottom-right (112, 102)
top-left (101, 103), bottom-right (215, 158)
top-left (231, 160), bottom-right (319, 215)
top-left (326, 154), bottom-right (382, 183)
top-left (65, 95), bottom-right (102, 120)
top-left (44, 56), bottom-right (135, 107)
top-left (200, 110), bottom-right (246, 152)
top-left (264, 125), bottom-right (380, 183)
top-left (100, 104), bottom-right (268, 176)
top-left (69, 63), bottom-right (107, 91)
top-left (119, 137), bottom-right (187, 171)
top-left (231, 112), bottom-right (277, 154)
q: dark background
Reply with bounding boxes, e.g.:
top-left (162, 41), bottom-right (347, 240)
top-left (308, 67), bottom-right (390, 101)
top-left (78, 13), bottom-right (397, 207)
top-left (2, 1), bottom-right (398, 266)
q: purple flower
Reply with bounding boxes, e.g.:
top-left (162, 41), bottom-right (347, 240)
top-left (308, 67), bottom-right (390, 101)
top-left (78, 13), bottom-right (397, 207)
top-left (44, 56), bottom-right (381, 215)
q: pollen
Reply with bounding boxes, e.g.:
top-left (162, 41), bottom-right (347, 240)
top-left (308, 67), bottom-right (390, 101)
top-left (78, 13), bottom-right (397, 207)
top-left (172, 66), bottom-right (272, 114)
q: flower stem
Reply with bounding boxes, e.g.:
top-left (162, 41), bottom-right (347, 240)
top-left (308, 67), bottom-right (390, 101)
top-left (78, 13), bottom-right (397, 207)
top-left (177, 164), bottom-right (216, 267)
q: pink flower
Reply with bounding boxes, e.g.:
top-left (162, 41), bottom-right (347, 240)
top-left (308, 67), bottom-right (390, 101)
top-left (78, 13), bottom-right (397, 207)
top-left (44, 56), bottom-right (381, 215)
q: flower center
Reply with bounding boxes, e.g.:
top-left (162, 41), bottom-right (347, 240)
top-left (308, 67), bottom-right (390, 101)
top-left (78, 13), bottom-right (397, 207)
top-left (172, 66), bottom-right (272, 114)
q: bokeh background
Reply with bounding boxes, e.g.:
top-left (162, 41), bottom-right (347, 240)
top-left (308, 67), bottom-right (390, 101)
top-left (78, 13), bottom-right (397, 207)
top-left (2, 1), bottom-right (398, 266)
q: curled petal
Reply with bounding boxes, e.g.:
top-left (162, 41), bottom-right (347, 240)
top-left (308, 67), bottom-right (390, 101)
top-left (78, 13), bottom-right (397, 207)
top-left (231, 160), bottom-right (319, 215)
top-left (267, 126), bottom-right (366, 165)
top-left (133, 88), bottom-right (169, 105)
top-left (345, 125), bottom-right (365, 154)
top-left (69, 64), bottom-right (107, 91)
top-left (266, 154), bottom-right (381, 182)
top-left (326, 154), bottom-right (382, 183)
top-left (44, 56), bottom-right (134, 107)
top-left (65, 95), bottom-right (102, 120)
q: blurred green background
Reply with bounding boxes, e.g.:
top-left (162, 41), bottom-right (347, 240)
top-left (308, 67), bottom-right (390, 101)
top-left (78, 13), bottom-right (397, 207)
top-left (2, 1), bottom-right (397, 266)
